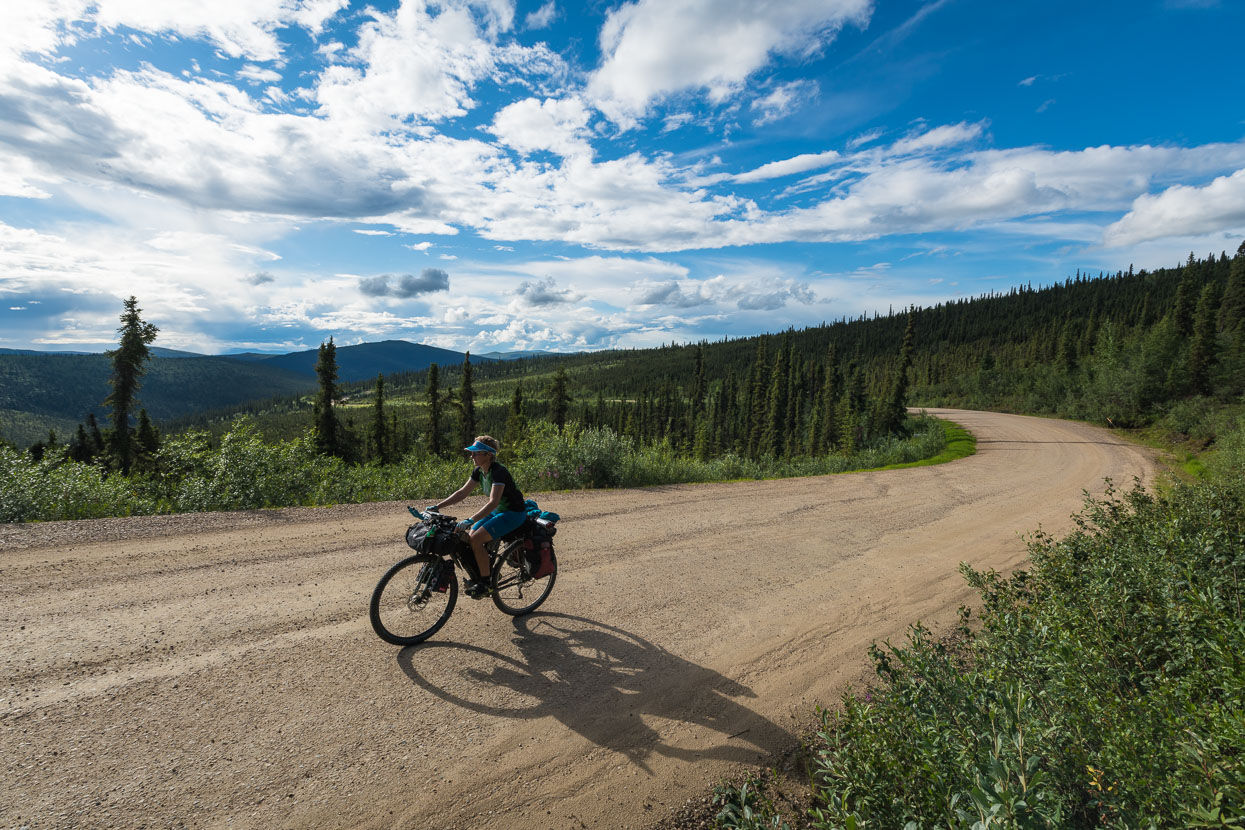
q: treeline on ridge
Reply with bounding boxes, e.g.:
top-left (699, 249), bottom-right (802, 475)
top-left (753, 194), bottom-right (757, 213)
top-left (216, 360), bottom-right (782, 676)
top-left (170, 241), bottom-right (1244, 461)
top-left (15, 240), bottom-right (1245, 475)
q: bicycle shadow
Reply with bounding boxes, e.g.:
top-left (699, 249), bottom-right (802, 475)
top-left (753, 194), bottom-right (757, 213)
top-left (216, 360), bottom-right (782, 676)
top-left (394, 612), bottom-right (792, 772)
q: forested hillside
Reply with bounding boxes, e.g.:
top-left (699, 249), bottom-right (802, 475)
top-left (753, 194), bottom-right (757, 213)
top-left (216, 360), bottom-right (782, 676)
top-left (0, 340), bottom-right (486, 448)
top-left (193, 242), bottom-right (1243, 464)
top-left (0, 354), bottom-right (315, 448)
top-left (6, 242), bottom-right (1243, 475)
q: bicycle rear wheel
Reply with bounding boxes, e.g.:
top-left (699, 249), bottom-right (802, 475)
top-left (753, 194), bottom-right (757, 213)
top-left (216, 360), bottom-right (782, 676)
top-left (490, 543), bottom-right (556, 616)
top-left (370, 554), bottom-right (457, 645)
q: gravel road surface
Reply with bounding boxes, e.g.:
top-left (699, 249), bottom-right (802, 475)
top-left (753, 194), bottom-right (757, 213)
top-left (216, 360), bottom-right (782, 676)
top-left (0, 410), bottom-right (1160, 829)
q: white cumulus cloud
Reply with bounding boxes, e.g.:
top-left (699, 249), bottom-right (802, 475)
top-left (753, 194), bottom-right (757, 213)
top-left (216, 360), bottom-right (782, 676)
top-left (1104, 168), bottom-right (1245, 247)
top-left (490, 96), bottom-right (592, 157)
top-left (587, 0), bottom-right (872, 126)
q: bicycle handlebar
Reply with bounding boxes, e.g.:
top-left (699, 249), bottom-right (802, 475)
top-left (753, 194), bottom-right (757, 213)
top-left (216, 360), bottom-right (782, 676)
top-left (409, 505), bottom-right (457, 525)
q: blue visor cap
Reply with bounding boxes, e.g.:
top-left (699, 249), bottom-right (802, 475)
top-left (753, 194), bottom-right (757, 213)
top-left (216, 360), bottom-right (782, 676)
top-left (464, 442), bottom-right (496, 454)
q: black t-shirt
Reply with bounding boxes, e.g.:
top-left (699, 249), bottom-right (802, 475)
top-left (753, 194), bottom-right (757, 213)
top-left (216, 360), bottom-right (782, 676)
top-left (471, 461), bottom-right (525, 512)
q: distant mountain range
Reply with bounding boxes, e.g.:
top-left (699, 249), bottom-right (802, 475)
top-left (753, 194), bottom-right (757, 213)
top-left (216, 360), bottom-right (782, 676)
top-left (0, 340), bottom-right (560, 448)
top-left (223, 339), bottom-right (489, 381)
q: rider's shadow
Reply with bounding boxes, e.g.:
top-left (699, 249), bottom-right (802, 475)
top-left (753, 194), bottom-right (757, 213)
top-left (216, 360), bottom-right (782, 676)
top-left (395, 613), bottom-right (792, 771)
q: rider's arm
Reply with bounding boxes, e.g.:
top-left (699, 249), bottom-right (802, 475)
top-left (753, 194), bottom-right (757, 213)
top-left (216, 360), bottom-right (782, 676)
top-left (434, 477), bottom-right (476, 511)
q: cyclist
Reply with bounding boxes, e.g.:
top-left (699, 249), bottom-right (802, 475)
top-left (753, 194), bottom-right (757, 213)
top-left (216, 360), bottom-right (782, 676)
top-left (429, 435), bottom-right (527, 599)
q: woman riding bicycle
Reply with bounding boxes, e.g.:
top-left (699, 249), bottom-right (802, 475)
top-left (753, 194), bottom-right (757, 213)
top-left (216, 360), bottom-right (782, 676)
top-left (429, 435), bottom-right (527, 599)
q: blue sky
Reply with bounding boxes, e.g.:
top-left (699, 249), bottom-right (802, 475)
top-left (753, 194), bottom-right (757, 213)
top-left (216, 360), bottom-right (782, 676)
top-left (1, 0), bottom-right (1242, 354)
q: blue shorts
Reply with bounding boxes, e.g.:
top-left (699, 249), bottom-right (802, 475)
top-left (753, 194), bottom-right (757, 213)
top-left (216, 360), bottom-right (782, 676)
top-left (472, 510), bottom-right (527, 539)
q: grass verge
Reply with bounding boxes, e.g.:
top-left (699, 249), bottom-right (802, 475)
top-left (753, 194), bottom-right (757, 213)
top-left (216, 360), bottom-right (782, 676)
top-left (856, 416), bottom-right (975, 473)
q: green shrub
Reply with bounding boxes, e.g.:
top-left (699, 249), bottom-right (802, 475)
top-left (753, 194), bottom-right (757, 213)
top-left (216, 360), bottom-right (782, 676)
top-left (0, 416), bottom-right (950, 522)
top-left (714, 776), bottom-right (793, 830)
top-left (511, 421), bottom-right (636, 489)
top-left (0, 445), bottom-right (154, 522)
top-left (806, 465), bottom-right (1245, 829)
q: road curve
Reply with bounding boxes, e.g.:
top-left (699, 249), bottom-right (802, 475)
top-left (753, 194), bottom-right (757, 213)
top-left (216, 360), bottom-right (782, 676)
top-left (0, 410), bottom-right (1160, 829)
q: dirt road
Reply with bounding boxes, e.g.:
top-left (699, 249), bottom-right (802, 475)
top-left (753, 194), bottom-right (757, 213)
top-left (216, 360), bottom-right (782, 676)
top-left (1, 410), bottom-right (1160, 829)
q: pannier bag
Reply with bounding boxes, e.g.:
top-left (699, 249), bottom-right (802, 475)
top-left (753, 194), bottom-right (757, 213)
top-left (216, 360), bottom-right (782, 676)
top-left (524, 535), bottom-right (555, 578)
top-left (432, 558), bottom-right (452, 592)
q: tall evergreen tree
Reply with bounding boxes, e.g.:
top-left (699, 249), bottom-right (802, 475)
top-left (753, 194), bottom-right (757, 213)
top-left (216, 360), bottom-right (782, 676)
top-left (69, 423), bottom-right (93, 463)
top-left (763, 334), bottom-right (791, 457)
top-left (1172, 254), bottom-right (1198, 337)
top-left (1057, 320), bottom-right (1079, 373)
top-left (880, 313), bottom-right (917, 435)
top-left (104, 296), bottom-right (158, 474)
top-left (87, 413), bottom-right (105, 459)
top-left (313, 337), bottom-right (341, 457)
top-left (134, 408), bottom-right (160, 472)
top-left (836, 370), bottom-right (859, 455)
top-left (1219, 241), bottom-right (1245, 334)
top-left (1188, 282), bottom-right (1221, 396)
top-left (812, 343), bottom-right (841, 454)
top-left (371, 374), bottom-right (388, 465)
top-left (691, 343), bottom-right (706, 416)
top-left (746, 338), bottom-right (768, 457)
top-left (550, 367), bottom-right (571, 431)
top-left (783, 354), bottom-right (802, 454)
top-left (426, 363), bottom-right (444, 457)
top-left (504, 382), bottom-right (527, 448)
top-left (458, 352), bottom-right (476, 448)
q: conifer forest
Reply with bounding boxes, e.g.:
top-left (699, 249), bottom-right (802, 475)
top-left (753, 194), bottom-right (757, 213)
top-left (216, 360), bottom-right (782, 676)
top-left (3, 243), bottom-right (1244, 523)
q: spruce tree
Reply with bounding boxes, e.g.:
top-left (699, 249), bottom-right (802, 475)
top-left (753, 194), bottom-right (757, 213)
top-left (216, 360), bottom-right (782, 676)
top-left (550, 367), bottom-right (571, 431)
top-left (815, 343), bottom-right (841, 453)
top-left (313, 337), bottom-right (340, 457)
top-left (1219, 241), bottom-right (1245, 334)
top-left (1172, 254), bottom-right (1198, 337)
top-left (372, 374), bottom-right (388, 465)
top-left (458, 352), bottom-right (476, 448)
top-left (505, 382), bottom-right (527, 448)
top-left (1057, 321), bottom-right (1079, 373)
top-left (763, 335), bottom-right (791, 457)
top-left (746, 338), bottom-right (768, 457)
top-left (783, 352), bottom-right (802, 454)
top-left (426, 363), bottom-right (444, 457)
top-left (104, 296), bottom-right (158, 474)
top-left (691, 343), bottom-right (706, 416)
top-left (880, 313), bottom-right (916, 435)
top-left (70, 423), bottom-right (92, 463)
top-left (1188, 282), bottom-right (1221, 396)
top-left (87, 413), bottom-right (105, 459)
top-left (836, 376), bottom-right (858, 454)
top-left (134, 408), bottom-right (160, 472)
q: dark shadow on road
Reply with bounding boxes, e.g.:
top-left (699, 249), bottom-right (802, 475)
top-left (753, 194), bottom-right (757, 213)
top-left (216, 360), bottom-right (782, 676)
top-left (395, 612), bottom-right (792, 772)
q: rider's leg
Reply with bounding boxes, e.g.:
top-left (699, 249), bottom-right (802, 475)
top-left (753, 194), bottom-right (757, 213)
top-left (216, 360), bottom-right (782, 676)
top-left (468, 526), bottom-right (493, 579)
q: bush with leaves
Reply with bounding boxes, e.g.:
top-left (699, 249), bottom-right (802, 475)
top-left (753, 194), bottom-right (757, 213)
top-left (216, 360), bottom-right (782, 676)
top-left (0, 445), bottom-right (153, 522)
top-left (508, 420), bottom-right (637, 489)
top-left (1, 416), bottom-right (950, 523)
top-left (805, 460), bottom-right (1245, 829)
top-left (713, 776), bottom-right (794, 830)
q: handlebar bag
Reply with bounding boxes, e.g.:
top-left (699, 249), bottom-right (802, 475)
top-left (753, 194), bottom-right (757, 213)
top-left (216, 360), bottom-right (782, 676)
top-left (405, 522), bottom-right (433, 553)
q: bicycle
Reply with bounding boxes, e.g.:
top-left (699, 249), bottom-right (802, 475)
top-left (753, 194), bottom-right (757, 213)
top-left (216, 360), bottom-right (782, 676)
top-left (369, 506), bottom-right (559, 646)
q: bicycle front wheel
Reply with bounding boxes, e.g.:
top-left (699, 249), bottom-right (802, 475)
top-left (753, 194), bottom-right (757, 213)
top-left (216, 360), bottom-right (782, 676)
top-left (490, 544), bottom-right (556, 616)
top-left (370, 554), bottom-right (457, 645)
